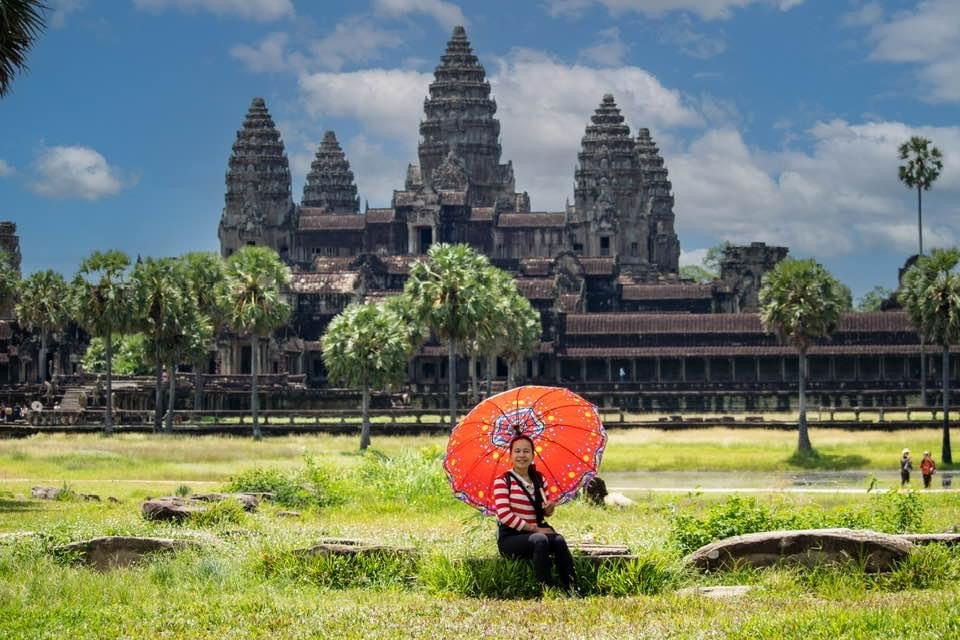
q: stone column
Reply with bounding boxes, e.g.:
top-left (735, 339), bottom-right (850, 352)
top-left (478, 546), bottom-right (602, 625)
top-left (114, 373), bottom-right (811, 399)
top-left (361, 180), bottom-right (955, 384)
top-left (655, 357), bottom-right (662, 383)
top-left (704, 358), bottom-right (711, 383)
top-left (680, 358), bottom-right (686, 383)
top-left (631, 359), bottom-right (637, 382)
top-left (606, 358), bottom-right (612, 382)
top-left (580, 359), bottom-right (587, 382)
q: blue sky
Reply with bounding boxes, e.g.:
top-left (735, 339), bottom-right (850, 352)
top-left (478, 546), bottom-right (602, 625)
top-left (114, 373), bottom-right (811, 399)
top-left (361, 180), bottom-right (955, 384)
top-left (1, 0), bottom-right (958, 300)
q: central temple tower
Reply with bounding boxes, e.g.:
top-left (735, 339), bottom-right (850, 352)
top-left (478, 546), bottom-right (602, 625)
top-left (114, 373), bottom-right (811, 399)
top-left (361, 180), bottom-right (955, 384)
top-left (417, 25), bottom-right (515, 207)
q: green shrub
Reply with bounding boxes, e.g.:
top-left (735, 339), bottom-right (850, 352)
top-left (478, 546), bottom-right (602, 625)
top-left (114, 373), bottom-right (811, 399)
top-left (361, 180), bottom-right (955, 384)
top-left (355, 446), bottom-right (448, 507)
top-left (670, 496), bottom-right (797, 554)
top-left (224, 456), bottom-right (344, 508)
top-left (175, 484), bottom-right (192, 497)
top-left (189, 499), bottom-right (246, 527)
top-left (258, 548), bottom-right (418, 590)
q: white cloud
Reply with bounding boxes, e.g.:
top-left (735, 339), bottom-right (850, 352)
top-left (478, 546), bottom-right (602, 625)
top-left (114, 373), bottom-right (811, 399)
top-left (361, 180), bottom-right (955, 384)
top-left (669, 120), bottom-right (960, 256)
top-left (580, 27), bottom-right (629, 66)
top-left (298, 68), bottom-right (432, 145)
top-left (309, 17), bottom-right (404, 71)
top-left (49, 0), bottom-right (85, 28)
top-left (659, 16), bottom-right (726, 58)
top-left (373, 0), bottom-right (466, 28)
top-left (30, 146), bottom-right (130, 200)
top-left (231, 32), bottom-right (294, 73)
top-left (232, 18), bottom-right (405, 74)
top-left (679, 247), bottom-right (709, 266)
top-left (544, 0), bottom-right (804, 21)
top-left (840, 2), bottom-right (883, 28)
top-left (297, 49), bottom-right (702, 209)
top-left (863, 0), bottom-right (960, 103)
top-left (0, 160), bottom-right (13, 177)
top-left (133, 0), bottom-right (293, 21)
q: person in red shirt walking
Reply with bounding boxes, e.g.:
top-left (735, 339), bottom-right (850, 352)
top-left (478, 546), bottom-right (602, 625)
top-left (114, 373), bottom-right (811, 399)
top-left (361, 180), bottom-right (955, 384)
top-left (920, 451), bottom-right (937, 489)
top-left (493, 435), bottom-right (576, 594)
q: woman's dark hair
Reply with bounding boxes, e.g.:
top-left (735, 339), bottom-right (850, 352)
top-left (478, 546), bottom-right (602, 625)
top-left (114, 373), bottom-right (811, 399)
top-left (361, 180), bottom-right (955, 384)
top-left (508, 435), bottom-right (535, 453)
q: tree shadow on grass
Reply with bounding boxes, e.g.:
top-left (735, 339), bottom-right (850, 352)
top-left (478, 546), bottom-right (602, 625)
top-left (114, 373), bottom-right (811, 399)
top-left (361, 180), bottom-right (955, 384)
top-left (786, 448), bottom-right (869, 470)
top-left (0, 498), bottom-right (41, 513)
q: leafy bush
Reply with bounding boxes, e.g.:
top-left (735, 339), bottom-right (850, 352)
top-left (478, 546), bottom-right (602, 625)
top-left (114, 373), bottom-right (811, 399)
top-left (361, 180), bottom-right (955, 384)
top-left (224, 456), bottom-right (344, 508)
top-left (258, 548), bottom-right (417, 590)
top-left (189, 499), bottom-right (246, 527)
top-left (670, 496), bottom-right (797, 554)
top-left (354, 446), bottom-right (448, 507)
top-left (670, 491), bottom-right (927, 555)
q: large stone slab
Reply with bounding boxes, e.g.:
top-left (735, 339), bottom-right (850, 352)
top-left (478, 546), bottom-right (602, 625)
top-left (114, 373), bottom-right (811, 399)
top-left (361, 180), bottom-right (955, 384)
top-left (31, 486), bottom-right (62, 500)
top-left (191, 492), bottom-right (260, 512)
top-left (141, 497), bottom-right (207, 521)
top-left (685, 528), bottom-right (913, 572)
top-left (899, 533), bottom-right (960, 547)
top-left (295, 538), bottom-right (416, 559)
top-left (57, 536), bottom-right (199, 571)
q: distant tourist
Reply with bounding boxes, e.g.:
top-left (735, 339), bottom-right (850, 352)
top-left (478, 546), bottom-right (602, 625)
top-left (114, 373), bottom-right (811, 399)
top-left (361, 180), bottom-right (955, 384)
top-left (920, 451), bottom-right (936, 489)
top-left (618, 367), bottom-right (626, 383)
top-left (900, 448), bottom-right (913, 486)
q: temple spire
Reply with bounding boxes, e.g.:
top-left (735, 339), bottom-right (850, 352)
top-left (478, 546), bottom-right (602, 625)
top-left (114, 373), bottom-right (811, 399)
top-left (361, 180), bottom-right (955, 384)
top-left (302, 130), bottom-right (360, 213)
top-left (574, 94), bottom-right (641, 216)
top-left (417, 25), bottom-right (513, 205)
top-left (218, 97), bottom-right (294, 258)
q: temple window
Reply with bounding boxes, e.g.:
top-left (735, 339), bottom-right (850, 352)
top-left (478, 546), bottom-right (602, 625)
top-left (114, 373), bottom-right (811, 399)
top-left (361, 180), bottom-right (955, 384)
top-left (600, 237), bottom-right (610, 256)
top-left (630, 242), bottom-right (638, 256)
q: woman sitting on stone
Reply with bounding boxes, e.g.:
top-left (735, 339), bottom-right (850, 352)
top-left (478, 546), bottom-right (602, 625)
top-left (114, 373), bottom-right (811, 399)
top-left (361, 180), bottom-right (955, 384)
top-left (493, 435), bottom-right (576, 593)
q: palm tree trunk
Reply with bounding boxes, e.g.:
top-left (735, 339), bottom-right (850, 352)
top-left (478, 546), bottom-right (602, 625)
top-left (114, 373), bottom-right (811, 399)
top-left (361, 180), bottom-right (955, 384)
top-left (920, 339), bottom-right (928, 406)
top-left (943, 343), bottom-right (953, 465)
top-left (251, 335), bottom-right (261, 440)
top-left (797, 349), bottom-right (812, 453)
top-left (360, 381), bottom-right (371, 450)
top-left (193, 367), bottom-right (202, 416)
top-left (104, 330), bottom-right (114, 435)
top-left (164, 360), bottom-right (175, 433)
top-left (153, 353), bottom-right (163, 433)
top-left (918, 184), bottom-right (928, 407)
top-left (917, 185), bottom-right (924, 256)
top-left (39, 329), bottom-right (48, 384)
top-left (448, 340), bottom-right (457, 429)
top-left (469, 352), bottom-right (478, 405)
top-left (485, 355), bottom-right (493, 398)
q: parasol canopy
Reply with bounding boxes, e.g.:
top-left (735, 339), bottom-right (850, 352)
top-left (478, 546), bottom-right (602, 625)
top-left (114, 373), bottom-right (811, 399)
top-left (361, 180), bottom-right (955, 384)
top-left (443, 385), bottom-right (607, 514)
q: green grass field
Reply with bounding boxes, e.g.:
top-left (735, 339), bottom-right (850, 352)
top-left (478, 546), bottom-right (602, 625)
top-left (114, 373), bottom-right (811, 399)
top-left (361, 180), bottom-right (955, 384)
top-left (1, 429), bottom-right (959, 639)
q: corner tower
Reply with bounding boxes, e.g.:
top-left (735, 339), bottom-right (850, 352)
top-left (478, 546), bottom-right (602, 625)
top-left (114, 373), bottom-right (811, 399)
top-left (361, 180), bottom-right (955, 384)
top-left (417, 25), bottom-right (514, 206)
top-left (636, 128), bottom-right (679, 273)
top-left (302, 131), bottom-right (360, 212)
top-left (218, 97), bottom-right (294, 259)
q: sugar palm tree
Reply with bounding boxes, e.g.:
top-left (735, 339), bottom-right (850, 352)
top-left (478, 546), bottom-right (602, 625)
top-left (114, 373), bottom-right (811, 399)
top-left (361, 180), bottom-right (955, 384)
top-left (180, 252), bottom-right (228, 412)
top-left (159, 295), bottom-right (213, 433)
top-left (224, 246), bottom-right (290, 440)
top-left (899, 248), bottom-right (960, 465)
top-left (15, 269), bottom-right (69, 384)
top-left (0, 250), bottom-right (18, 317)
top-left (899, 136), bottom-right (944, 406)
top-left (71, 250), bottom-right (133, 434)
top-left (322, 302), bottom-right (410, 449)
top-left (497, 293), bottom-right (541, 389)
top-left (0, 0), bottom-right (48, 97)
top-left (404, 243), bottom-right (499, 428)
top-left (760, 258), bottom-right (846, 454)
top-left (131, 257), bottom-right (185, 432)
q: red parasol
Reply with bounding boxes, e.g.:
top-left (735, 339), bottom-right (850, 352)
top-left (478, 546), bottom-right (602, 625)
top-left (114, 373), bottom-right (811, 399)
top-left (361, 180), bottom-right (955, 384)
top-left (443, 385), bottom-right (607, 514)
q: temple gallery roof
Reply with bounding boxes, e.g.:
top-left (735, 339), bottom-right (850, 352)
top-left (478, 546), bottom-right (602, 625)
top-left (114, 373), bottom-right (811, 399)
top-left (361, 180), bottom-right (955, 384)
top-left (289, 272), bottom-right (359, 294)
top-left (497, 212), bottom-right (566, 228)
top-left (564, 312), bottom-right (914, 335)
top-left (561, 344), bottom-right (940, 358)
top-left (298, 212), bottom-right (366, 231)
top-left (622, 283), bottom-right (714, 300)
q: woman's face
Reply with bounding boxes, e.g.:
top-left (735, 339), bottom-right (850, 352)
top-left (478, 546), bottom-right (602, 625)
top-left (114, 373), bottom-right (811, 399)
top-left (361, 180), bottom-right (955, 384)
top-left (510, 439), bottom-right (534, 470)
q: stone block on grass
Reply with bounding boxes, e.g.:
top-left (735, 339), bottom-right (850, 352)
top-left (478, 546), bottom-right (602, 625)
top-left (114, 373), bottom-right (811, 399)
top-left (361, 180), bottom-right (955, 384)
top-left (685, 528), bottom-right (913, 572)
top-left (56, 536), bottom-right (199, 571)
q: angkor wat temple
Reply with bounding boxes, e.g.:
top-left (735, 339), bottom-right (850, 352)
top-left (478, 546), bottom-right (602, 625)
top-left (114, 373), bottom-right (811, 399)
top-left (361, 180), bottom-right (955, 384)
top-left (206, 25), bottom-right (944, 410)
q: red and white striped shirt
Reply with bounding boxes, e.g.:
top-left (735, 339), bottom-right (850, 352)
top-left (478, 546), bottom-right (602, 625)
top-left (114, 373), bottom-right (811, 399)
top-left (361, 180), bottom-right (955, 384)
top-left (493, 471), bottom-right (541, 532)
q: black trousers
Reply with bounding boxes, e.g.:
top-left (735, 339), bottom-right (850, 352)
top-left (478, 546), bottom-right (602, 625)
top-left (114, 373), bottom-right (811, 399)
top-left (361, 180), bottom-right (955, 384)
top-left (498, 531), bottom-right (575, 589)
